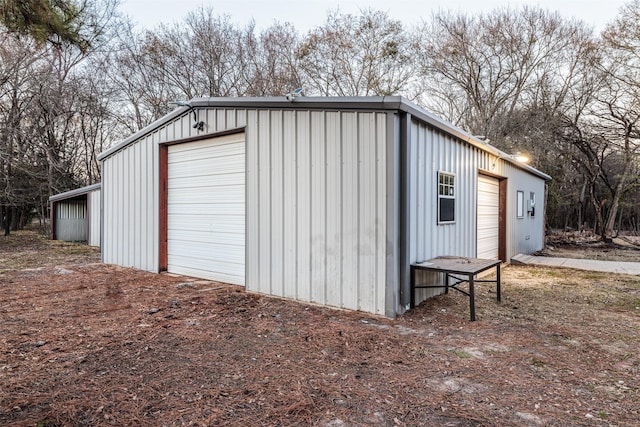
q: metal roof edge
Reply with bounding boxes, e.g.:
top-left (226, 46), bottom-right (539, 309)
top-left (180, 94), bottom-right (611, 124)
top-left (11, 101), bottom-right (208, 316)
top-left (189, 95), bottom-right (406, 110)
top-left (396, 99), bottom-right (552, 181)
top-left (96, 108), bottom-right (187, 161)
top-left (49, 183), bottom-right (101, 202)
top-left (97, 96), bottom-right (551, 181)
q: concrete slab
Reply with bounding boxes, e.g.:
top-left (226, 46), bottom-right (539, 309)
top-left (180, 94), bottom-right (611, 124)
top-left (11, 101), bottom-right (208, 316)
top-left (511, 254), bottom-right (640, 275)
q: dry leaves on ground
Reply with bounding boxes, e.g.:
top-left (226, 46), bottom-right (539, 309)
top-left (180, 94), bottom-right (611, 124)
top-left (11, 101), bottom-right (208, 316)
top-left (1, 230), bottom-right (639, 426)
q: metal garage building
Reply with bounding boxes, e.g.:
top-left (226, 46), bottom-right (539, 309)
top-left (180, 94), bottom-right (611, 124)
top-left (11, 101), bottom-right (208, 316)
top-left (49, 183), bottom-right (101, 246)
top-left (97, 97), bottom-right (550, 317)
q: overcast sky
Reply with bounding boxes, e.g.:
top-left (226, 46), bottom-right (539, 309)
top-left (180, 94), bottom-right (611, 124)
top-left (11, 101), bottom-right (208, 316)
top-left (118, 0), bottom-right (629, 33)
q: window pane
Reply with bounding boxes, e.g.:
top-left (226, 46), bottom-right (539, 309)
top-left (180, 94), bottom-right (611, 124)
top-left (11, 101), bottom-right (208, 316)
top-left (517, 191), bottom-right (524, 218)
top-left (440, 198), bottom-right (455, 222)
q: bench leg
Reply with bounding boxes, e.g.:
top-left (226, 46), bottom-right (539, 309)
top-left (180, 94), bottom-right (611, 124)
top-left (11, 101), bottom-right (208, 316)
top-left (469, 274), bottom-right (476, 321)
top-left (496, 264), bottom-right (501, 302)
top-left (410, 267), bottom-right (415, 309)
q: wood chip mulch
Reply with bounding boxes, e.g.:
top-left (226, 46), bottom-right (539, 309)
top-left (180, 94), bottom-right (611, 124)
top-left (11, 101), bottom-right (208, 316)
top-left (1, 233), bottom-right (639, 426)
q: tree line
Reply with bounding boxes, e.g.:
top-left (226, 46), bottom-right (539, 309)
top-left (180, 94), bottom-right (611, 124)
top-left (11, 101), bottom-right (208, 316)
top-left (0, 0), bottom-right (638, 239)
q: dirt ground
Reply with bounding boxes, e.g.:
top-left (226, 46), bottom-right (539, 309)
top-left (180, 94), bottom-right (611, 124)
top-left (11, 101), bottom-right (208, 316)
top-left (1, 231), bottom-right (639, 426)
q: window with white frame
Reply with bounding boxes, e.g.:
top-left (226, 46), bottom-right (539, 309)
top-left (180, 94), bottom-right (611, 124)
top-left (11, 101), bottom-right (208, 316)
top-left (517, 190), bottom-right (525, 218)
top-left (438, 172), bottom-right (455, 223)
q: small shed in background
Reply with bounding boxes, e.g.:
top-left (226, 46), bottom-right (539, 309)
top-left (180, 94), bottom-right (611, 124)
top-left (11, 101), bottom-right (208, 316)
top-left (49, 183), bottom-right (101, 246)
top-left (96, 96), bottom-right (550, 317)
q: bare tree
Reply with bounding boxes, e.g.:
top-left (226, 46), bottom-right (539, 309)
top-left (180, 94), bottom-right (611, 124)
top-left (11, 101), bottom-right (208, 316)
top-left (594, 0), bottom-right (640, 237)
top-left (243, 22), bottom-right (302, 96)
top-left (414, 7), bottom-right (596, 148)
top-left (297, 9), bottom-right (414, 96)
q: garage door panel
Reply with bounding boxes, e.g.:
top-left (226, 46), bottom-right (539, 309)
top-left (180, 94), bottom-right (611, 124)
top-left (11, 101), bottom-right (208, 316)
top-left (168, 185), bottom-right (244, 204)
top-left (169, 157), bottom-right (244, 178)
top-left (167, 259), bottom-right (244, 284)
top-left (168, 241), bottom-right (244, 264)
top-left (169, 146), bottom-right (243, 161)
top-left (169, 134), bottom-right (244, 154)
top-left (168, 229), bottom-right (244, 245)
top-left (167, 135), bottom-right (245, 286)
top-left (168, 203), bottom-right (244, 216)
top-left (168, 215), bottom-right (244, 231)
top-left (169, 172), bottom-right (244, 189)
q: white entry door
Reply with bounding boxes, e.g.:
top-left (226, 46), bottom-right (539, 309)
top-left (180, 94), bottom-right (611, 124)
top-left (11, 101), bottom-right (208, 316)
top-left (477, 175), bottom-right (500, 260)
top-left (167, 133), bottom-right (245, 285)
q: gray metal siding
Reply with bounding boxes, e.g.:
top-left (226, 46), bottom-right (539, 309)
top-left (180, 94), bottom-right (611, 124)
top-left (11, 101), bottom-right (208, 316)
top-left (101, 107), bottom-right (389, 315)
top-left (408, 118), bottom-right (546, 307)
top-left (55, 200), bottom-right (87, 241)
top-left (87, 189), bottom-right (101, 247)
top-left (246, 109), bottom-right (389, 315)
top-left (102, 135), bottom-right (159, 271)
top-left (99, 98), bottom-right (547, 317)
top-left (504, 163), bottom-right (546, 256)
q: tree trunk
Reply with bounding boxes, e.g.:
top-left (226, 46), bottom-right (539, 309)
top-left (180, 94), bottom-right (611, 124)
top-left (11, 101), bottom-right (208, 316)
top-left (3, 207), bottom-right (10, 236)
top-left (589, 180), bottom-right (605, 240)
top-left (578, 180), bottom-right (587, 230)
top-left (603, 156), bottom-right (630, 238)
top-left (10, 206), bottom-right (18, 231)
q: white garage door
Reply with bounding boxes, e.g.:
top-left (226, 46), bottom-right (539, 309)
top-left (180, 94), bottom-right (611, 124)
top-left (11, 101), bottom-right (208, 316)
top-left (167, 133), bottom-right (245, 285)
top-left (477, 175), bottom-right (499, 260)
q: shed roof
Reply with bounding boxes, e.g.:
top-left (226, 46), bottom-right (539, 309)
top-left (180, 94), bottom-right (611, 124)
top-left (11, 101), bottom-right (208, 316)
top-left (49, 183), bottom-right (101, 203)
top-left (97, 96), bottom-right (551, 181)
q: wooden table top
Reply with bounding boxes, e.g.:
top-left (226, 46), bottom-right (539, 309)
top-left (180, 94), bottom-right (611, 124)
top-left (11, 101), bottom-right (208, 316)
top-left (411, 256), bottom-right (501, 275)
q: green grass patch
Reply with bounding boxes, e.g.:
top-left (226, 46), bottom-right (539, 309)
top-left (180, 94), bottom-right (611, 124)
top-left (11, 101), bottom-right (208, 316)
top-left (451, 349), bottom-right (472, 359)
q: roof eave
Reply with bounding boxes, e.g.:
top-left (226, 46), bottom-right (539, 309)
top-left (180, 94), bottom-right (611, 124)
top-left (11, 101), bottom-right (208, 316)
top-left (97, 96), bottom-right (551, 181)
top-left (49, 183), bottom-right (101, 202)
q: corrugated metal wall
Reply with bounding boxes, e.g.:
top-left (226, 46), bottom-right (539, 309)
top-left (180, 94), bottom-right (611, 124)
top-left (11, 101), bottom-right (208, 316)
top-left (503, 163), bottom-right (546, 255)
top-left (102, 133), bottom-right (160, 270)
top-left (101, 107), bottom-right (390, 316)
top-left (56, 200), bottom-right (87, 241)
top-left (101, 110), bottom-right (249, 272)
top-left (245, 110), bottom-right (389, 315)
top-left (100, 102), bottom-right (546, 316)
top-left (88, 189), bottom-right (101, 247)
top-left (408, 118), bottom-right (546, 306)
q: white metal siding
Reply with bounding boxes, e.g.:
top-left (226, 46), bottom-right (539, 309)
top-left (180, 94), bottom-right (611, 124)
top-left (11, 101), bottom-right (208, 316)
top-left (101, 109), bottom-right (249, 272)
top-left (56, 200), bottom-right (87, 241)
top-left (88, 189), bottom-right (101, 247)
top-left (101, 107), bottom-right (388, 315)
top-left (504, 163), bottom-right (546, 256)
top-left (409, 123), bottom-right (483, 303)
top-left (99, 100), bottom-right (547, 317)
top-left (408, 118), bottom-right (547, 308)
top-left (102, 134), bottom-right (159, 271)
top-left (246, 110), bottom-right (389, 315)
top-left (167, 133), bottom-right (245, 285)
top-left (477, 175), bottom-right (499, 259)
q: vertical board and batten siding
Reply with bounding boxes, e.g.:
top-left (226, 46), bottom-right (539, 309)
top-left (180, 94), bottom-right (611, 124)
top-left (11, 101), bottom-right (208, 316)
top-left (245, 109), bottom-right (389, 315)
top-left (87, 189), bottom-right (101, 247)
top-left (55, 200), bottom-right (87, 241)
top-left (408, 116), bottom-right (546, 307)
top-left (102, 136), bottom-right (158, 271)
top-left (100, 99), bottom-right (547, 317)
